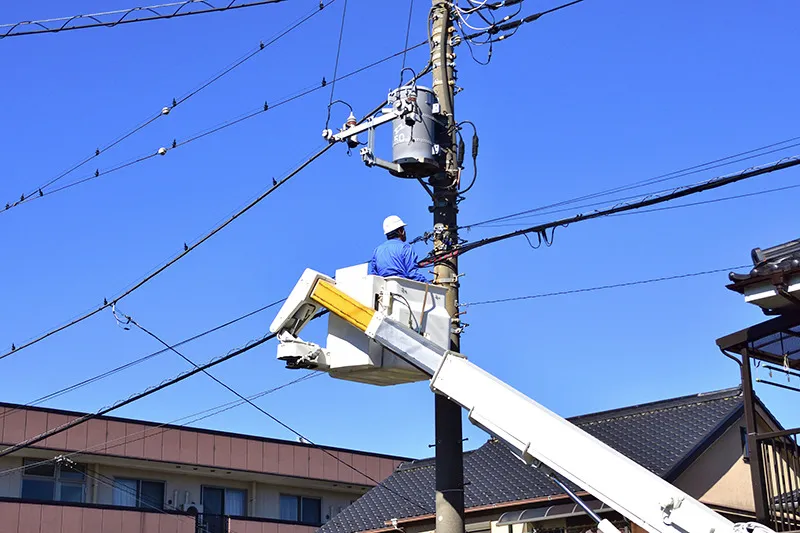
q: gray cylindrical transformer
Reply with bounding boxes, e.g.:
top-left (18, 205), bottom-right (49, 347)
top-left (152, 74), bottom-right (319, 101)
top-left (388, 85), bottom-right (443, 178)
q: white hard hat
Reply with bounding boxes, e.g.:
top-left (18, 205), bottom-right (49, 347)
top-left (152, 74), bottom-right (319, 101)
top-left (383, 215), bottom-right (406, 235)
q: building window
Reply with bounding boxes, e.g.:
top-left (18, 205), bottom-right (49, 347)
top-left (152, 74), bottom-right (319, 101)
top-left (21, 459), bottom-right (85, 503)
top-left (280, 494), bottom-right (322, 525)
top-left (202, 486), bottom-right (247, 517)
top-left (113, 479), bottom-right (165, 510)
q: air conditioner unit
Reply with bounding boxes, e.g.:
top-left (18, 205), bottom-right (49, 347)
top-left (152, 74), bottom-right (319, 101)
top-left (180, 503), bottom-right (203, 515)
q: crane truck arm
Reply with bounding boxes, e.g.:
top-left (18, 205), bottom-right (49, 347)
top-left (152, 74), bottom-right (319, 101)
top-left (269, 269), bottom-right (773, 533)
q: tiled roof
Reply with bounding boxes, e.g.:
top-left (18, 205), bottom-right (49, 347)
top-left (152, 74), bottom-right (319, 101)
top-left (321, 388), bottom-right (744, 533)
top-left (728, 239), bottom-right (800, 292)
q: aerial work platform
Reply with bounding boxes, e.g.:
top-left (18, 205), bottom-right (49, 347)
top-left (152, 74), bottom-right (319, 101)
top-left (270, 264), bottom-right (449, 385)
top-left (269, 267), bottom-right (769, 533)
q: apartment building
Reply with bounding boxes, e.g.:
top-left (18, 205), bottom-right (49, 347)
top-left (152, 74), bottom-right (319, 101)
top-left (0, 401), bottom-right (406, 533)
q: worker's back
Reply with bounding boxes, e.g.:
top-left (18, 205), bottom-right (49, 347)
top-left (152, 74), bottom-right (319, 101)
top-left (369, 238), bottom-right (427, 282)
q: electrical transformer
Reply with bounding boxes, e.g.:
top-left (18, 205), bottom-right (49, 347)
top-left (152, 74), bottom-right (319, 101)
top-left (387, 85), bottom-right (444, 178)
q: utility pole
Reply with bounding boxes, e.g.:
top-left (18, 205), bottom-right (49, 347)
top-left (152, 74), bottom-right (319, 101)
top-left (429, 4), bottom-right (465, 533)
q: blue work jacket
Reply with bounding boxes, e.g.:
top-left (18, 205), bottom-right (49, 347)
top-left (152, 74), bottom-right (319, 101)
top-left (368, 238), bottom-right (428, 282)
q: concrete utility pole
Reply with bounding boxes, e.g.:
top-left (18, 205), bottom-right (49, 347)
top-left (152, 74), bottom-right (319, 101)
top-left (429, 4), bottom-right (465, 533)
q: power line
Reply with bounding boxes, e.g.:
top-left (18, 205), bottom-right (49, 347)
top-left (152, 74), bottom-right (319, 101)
top-left (421, 155), bottom-right (800, 265)
top-left (461, 136), bottom-right (800, 230)
top-left (0, 0), bottom-right (289, 39)
top-left (1, 306), bottom-right (430, 513)
top-left (4, 1), bottom-right (335, 210)
top-left (121, 311), bottom-right (432, 514)
top-left (460, 0), bottom-right (586, 42)
top-left (0, 299), bottom-right (285, 424)
top-left (5, 37), bottom-right (428, 214)
top-left (460, 265), bottom-right (749, 307)
top-left (0, 153), bottom-right (318, 360)
top-left (471, 182), bottom-right (800, 229)
top-left (0, 68), bottom-right (427, 361)
top-left (0, 310), bottom-right (327, 460)
top-left (0, 372), bottom-right (320, 479)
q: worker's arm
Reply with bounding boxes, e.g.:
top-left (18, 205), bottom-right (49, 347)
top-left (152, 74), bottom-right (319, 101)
top-left (368, 251), bottom-right (378, 276)
top-left (403, 244), bottom-right (428, 283)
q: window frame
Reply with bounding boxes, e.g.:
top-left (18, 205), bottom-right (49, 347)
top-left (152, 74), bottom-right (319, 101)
top-left (21, 459), bottom-right (86, 503)
top-left (113, 477), bottom-right (166, 510)
top-left (200, 485), bottom-right (248, 518)
top-left (279, 493), bottom-right (322, 526)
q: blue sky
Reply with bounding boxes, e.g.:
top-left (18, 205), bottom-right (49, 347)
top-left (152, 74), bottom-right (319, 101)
top-left (1, 0), bottom-right (798, 460)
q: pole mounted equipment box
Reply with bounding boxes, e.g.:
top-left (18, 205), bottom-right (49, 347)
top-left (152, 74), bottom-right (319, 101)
top-left (322, 86), bottom-right (445, 179)
top-left (388, 86), bottom-right (444, 178)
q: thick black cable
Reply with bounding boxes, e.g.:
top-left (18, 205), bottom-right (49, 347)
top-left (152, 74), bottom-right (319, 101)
top-left (472, 180), bottom-right (800, 229)
top-left (610, 183), bottom-right (800, 218)
top-left (0, 0), bottom-right (289, 39)
top-left (461, 265), bottom-right (750, 307)
top-left (5, 1), bottom-right (335, 210)
top-left (124, 313), bottom-right (431, 514)
top-left (0, 299), bottom-right (286, 424)
top-left (421, 155), bottom-right (800, 266)
top-left (0, 310), bottom-right (328, 460)
top-left (478, 182), bottom-right (800, 227)
top-left (464, 136), bottom-right (800, 229)
top-left (0, 89), bottom-right (404, 361)
top-left (0, 144), bottom-right (328, 361)
top-left (1, 61), bottom-right (436, 361)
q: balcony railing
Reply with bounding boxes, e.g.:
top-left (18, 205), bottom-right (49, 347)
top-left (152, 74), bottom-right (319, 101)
top-left (756, 428), bottom-right (800, 532)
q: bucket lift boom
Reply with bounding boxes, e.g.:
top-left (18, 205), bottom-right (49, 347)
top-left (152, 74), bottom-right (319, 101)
top-left (270, 269), bottom-right (772, 533)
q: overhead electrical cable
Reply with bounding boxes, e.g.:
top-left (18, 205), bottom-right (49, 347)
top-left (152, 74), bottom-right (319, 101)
top-left (0, 372), bottom-right (320, 478)
top-left (0, 310), bottom-right (327, 459)
top-left (0, 148), bottom-right (326, 361)
top-left (462, 135), bottom-right (800, 230)
top-left (0, 0), bottom-right (293, 39)
top-left (120, 311), bottom-right (432, 514)
top-left (459, 0), bottom-right (586, 43)
top-left (4, 1), bottom-right (335, 210)
top-left (5, 38), bottom-right (429, 213)
top-left (461, 265), bottom-right (750, 307)
top-left (0, 309), bottom-right (431, 512)
top-left (325, 0), bottom-right (348, 122)
top-left (0, 70), bottom-right (433, 361)
top-left (470, 182), bottom-right (800, 229)
top-left (6, 0), bottom-right (574, 212)
top-left (421, 155), bottom-right (800, 265)
top-left (0, 299), bottom-right (286, 423)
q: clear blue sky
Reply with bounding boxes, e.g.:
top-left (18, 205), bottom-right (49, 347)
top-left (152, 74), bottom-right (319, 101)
top-left (1, 0), bottom-right (799, 460)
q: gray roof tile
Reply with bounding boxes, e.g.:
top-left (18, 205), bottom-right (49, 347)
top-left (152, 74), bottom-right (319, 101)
top-left (320, 388), bottom-right (744, 533)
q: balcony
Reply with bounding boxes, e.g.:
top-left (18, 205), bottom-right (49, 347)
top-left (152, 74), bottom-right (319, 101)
top-left (0, 499), bottom-right (196, 533)
top-left (757, 429), bottom-right (800, 532)
top-left (0, 500), bottom-right (322, 533)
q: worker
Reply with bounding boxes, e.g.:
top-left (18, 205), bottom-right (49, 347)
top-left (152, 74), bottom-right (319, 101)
top-left (369, 215), bottom-right (428, 282)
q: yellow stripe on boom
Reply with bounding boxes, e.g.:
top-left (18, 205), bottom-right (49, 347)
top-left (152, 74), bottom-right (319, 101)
top-left (310, 280), bottom-right (375, 332)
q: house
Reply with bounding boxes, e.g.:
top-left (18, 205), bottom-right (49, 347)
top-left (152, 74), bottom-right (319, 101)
top-left (320, 387), bottom-right (783, 533)
top-left (0, 401), bottom-right (408, 533)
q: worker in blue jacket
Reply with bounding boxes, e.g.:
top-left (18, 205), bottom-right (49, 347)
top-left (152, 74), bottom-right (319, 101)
top-left (369, 215), bottom-right (428, 282)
